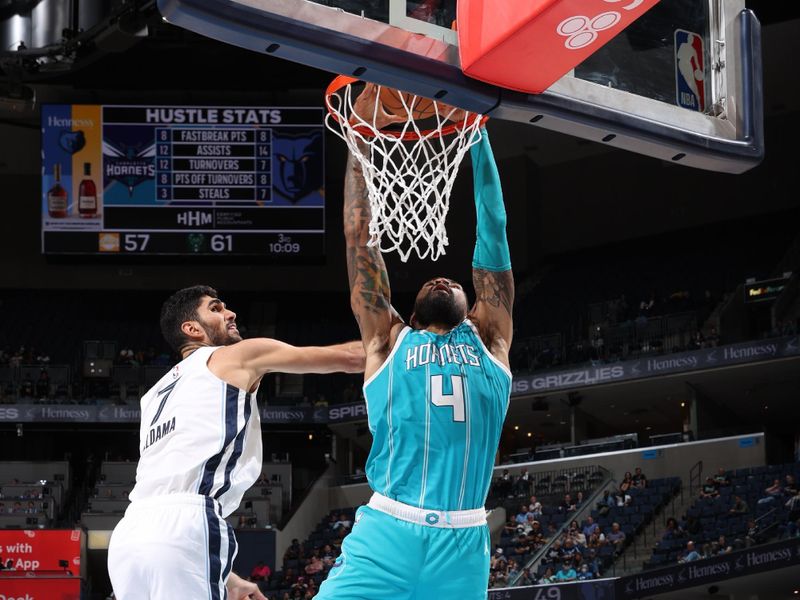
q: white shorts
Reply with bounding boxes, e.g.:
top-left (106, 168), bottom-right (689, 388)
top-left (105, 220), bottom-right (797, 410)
top-left (108, 493), bottom-right (237, 600)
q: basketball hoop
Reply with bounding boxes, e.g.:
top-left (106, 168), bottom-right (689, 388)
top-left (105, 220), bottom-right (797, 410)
top-left (325, 75), bottom-right (488, 262)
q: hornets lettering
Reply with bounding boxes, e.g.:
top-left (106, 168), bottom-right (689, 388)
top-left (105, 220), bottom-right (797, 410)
top-left (405, 341), bottom-right (480, 370)
top-left (142, 416), bottom-right (176, 451)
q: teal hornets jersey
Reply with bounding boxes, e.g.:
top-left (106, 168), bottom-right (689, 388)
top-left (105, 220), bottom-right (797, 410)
top-left (363, 319), bottom-right (512, 511)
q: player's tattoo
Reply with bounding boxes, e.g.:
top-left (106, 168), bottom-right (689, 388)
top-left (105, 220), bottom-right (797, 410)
top-left (344, 151), bottom-right (392, 317)
top-left (473, 268), bottom-right (514, 316)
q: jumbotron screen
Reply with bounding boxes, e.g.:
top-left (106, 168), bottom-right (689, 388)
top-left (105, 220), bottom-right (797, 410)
top-left (41, 104), bottom-right (325, 257)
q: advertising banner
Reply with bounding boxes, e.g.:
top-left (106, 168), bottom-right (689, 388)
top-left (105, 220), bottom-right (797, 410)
top-left (0, 402), bottom-right (368, 425)
top-left (0, 575), bottom-right (80, 600)
top-left (512, 335), bottom-right (799, 395)
top-left (617, 537), bottom-right (800, 598)
top-left (0, 529), bottom-right (81, 572)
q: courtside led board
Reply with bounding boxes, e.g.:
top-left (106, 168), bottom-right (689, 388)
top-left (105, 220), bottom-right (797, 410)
top-left (158, 0), bottom-right (762, 174)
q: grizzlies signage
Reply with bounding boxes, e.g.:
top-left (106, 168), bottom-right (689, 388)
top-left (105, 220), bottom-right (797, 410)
top-left (512, 335), bottom-right (799, 395)
top-left (41, 104), bottom-right (325, 258)
top-left (0, 402), bottom-right (367, 425)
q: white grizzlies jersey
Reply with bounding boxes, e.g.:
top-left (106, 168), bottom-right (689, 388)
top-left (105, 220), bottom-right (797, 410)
top-left (129, 346), bottom-right (262, 517)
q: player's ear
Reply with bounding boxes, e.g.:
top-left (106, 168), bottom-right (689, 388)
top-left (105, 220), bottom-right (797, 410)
top-left (181, 320), bottom-right (205, 341)
top-left (409, 313), bottom-right (419, 330)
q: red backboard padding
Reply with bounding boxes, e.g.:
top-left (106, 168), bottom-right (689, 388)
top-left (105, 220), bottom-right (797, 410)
top-left (457, 0), bottom-right (661, 94)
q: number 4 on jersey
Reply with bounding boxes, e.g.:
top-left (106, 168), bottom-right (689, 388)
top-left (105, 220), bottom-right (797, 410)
top-left (431, 375), bottom-right (465, 422)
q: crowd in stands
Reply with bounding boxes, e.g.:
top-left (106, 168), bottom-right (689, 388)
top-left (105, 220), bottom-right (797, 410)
top-left (486, 466), bottom-right (652, 587)
top-left (246, 508), bottom-right (355, 599)
top-left (644, 463), bottom-right (800, 569)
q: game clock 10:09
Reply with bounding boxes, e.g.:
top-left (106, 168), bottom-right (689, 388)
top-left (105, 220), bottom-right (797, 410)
top-left (41, 104), bottom-right (325, 258)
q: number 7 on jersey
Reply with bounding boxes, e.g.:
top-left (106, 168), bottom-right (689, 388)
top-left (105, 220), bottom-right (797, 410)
top-left (431, 375), bottom-right (466, 422)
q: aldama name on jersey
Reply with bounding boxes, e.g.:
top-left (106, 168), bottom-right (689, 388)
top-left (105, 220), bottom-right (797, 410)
top-left (143, 417), bottom-right (176, 451)
top-left (405, 342), bottom-right (481, 370)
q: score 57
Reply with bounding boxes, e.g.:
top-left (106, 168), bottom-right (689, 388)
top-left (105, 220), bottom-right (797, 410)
top-left (124, 233), bottom-right (150, 251)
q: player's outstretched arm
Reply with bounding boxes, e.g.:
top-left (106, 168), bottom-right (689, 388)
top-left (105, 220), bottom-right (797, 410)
top-left (210, 338), bottom-right (365, 391)
top-left (467, 129), bottom-right (514, 368)
top-left (344, 84), bottom-right (404, 376)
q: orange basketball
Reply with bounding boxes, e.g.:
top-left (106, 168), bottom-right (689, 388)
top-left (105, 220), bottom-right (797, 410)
top-left (379, 87), bottom-right (437, 120)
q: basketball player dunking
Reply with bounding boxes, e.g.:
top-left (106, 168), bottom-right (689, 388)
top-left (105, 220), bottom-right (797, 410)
top-left (107, 286), bottom-right (364, 600)
top-left (316, 85), bottom-right (514, 599)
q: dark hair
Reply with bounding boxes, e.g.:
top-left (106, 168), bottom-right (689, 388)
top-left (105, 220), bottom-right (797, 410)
top-left (160, 285), bottom-right (218, 353)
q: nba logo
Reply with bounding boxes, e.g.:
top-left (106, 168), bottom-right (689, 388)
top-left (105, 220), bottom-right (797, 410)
top-left (674, 29), bottom-right (706, 112)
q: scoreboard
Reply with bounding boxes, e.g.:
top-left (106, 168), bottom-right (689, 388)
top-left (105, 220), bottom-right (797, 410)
top-left (41, 105), bottom-right (325, 257)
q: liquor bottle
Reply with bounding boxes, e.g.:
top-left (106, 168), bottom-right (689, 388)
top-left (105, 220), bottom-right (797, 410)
top-left (78, 162), bottom-right (98, 218)
top-left (47, 163), bottom-right (68, 218)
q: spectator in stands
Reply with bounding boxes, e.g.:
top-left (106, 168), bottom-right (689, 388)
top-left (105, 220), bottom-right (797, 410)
top-left (597, 490), bottom-right (615, 515)
top-left (19, 376), bottom-right (33, 399)
top-left (539, 567), bottom-right (555, 584)
top-left (320, 544), bottom-right (335, 567)
top-left (606, 523), bottom-right (626, 554)
top-left (575, 491), bottom-right (586, 508)
top-left (619, 471), bottom-right (634, 494)
top-left (558, 493), bottom-right (576, 513)
top-left (678, 541), bottom-right (701, 563)
top-left (784, 475), bottom-right (799, 498)
top-left (757, 479), bottom-right (783, 505)
top-left (577, 563), bottom-right (594, 581)
top-left (582, 516), bottom-right (598, 538)
top-left (515, 468), bottom-right (532, 496)
top-left (35, 369), bottom-right (50, 400)
top-left (545, 541), bottom-right (562, 563)
top-left (729, 495), bottom-right (749, 515)
top-left (632, 467), bottom-right (647, 488)
top-left (515, 504), bottom-right (529, 524)
top-left (11, 501), bottom-right (22, 513)
top-left (491, 548), bottom-right (508, 572)
top-left (284, 539), bottom-right (301, 562)
top-left (717, 535), bottom-right (733, 555)
top-left (586, 530), bottom-right (606, 549)
top-left (663, 517), bottom-right (685, 539)
top-left (250, 561), bottom-right (271, 582)
top-left (497, 469), bottom-right (513, 497)
top-left (553, 562), bottom-right (577, 582)
top-left (713, 468), bottom-right (731, 487)
top-left (700, 477), bottom-right (720, 499)
top-left (305, 553), bottom-right (324, 576)
top-left (528, 496), bottom-right (543, 519)
top-left (331, 513), bottom-right (352, 531)
top-left (785, 488), bottom-right (800, 523)
top-left (517, 567), bottom-right (535, 586)
top-left (25, 501), bottom-right (35, 513)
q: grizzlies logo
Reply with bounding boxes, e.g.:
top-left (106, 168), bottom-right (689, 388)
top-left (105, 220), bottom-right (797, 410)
top-left (271, 130), bottom-right (323, 203)
top-left (59, 130), bottom-right (86, 154)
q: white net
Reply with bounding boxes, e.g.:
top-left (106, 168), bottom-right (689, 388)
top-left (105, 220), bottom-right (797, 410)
top-left (325, 79), bottom-right (485, 262)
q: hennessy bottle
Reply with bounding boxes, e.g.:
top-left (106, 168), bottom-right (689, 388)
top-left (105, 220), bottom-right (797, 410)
top-left (78, 162), bottom-right (98, 218)
top-left (47, 163), bottom-right (68, 218)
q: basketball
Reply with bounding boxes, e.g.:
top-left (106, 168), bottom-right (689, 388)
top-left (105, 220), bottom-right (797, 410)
top-left (379, 86), bottom-right (437, 120)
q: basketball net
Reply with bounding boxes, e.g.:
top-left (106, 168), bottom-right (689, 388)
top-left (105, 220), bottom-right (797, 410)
top-left (325, 77), bottom-right (486, 262)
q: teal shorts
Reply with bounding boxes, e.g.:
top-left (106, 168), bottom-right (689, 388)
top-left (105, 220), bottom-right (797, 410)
top-left (315, 505), bottom-right (491, 600)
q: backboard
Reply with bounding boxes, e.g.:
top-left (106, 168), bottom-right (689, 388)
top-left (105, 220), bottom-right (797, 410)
top-left (157, 0), bottom-right (763, 173)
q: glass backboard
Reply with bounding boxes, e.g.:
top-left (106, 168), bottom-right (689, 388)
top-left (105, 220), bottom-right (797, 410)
top-left (157, 0), bottom-right (763, 173)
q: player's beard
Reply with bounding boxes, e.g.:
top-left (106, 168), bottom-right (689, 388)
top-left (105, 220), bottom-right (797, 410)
top-left (201, 320), bottom-right (242, 346)
top-left (414, 293), bottom-right (464, 330)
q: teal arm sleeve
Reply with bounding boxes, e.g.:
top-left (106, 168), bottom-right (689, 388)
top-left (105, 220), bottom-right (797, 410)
top-left (471, 129), bottom-right (511, 272)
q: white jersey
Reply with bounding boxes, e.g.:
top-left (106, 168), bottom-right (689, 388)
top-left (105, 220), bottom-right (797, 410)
top-left (129, 346), bottom-right (262, 517)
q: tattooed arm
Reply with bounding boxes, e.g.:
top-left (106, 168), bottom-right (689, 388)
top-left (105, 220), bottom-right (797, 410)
top-left (466, 130), bottom-right (514, 368)
top-left (343, 93), bottom-right (405, 379)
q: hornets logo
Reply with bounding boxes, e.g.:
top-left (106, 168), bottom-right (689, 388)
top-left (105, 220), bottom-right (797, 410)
top-left (271, 130), bottom-right (323, 204)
